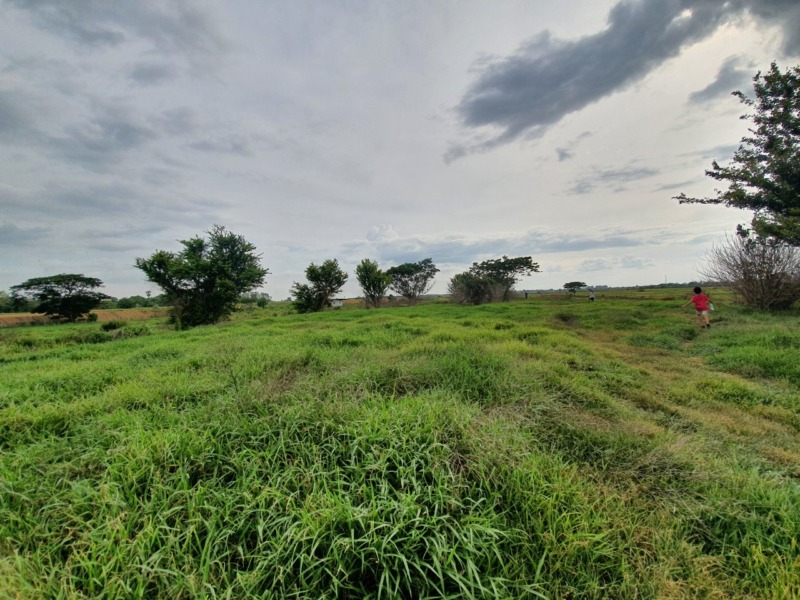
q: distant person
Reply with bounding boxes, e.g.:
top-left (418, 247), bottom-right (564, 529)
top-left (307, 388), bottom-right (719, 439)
top-left (682, 286), bottom-right (711, 329)
top-left (588, 289), bottom-right (595, 301)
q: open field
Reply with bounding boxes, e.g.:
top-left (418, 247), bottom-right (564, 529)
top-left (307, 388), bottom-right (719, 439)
top-left (0, 308), bottom-right (170, 328)
top-left (1, 291), bottom-right (798, 598)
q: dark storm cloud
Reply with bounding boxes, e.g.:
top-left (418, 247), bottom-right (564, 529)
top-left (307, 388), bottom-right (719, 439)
top-left (152, 108), bottom-right (197, 136)
top-left (654, 178), bottom-right (699, 192)
top-left (129, 62), bottom-right (177, 86)
top-left (0, 222), bottom-right (50, 246)
top-left (680, 143), bottom-right (741, 162)
top-left (79, 224), bottom-right (170, 252)
top-left (0, 91), bottom-right (43, 140)
top-left (189, 135), bottom-right (253, 157)
top-left (688, 56), bottom-right (753, 104)
top-left (569, 166), bottom-right (659, 195)
top-left (556, 148), bottom-right (573, 161)
top-left (747, 0), bottom-right (800, 55)
top-left (7, 0), bottom-right (228, 62)
top-left (450, 0), bottom-right (800, 158)
top-left (555, 131), bottom-right (593, 162)
top-left (47, 107), bottom-right (158, 170)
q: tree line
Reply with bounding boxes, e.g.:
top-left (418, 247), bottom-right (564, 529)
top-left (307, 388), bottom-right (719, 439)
top-left (7, 63), bottom-right (800, 323)
top-left (7, 226), bottom-right (540, 328)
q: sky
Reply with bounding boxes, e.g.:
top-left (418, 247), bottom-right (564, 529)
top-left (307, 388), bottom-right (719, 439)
top-left (2, 0), bottom-right (800, 299)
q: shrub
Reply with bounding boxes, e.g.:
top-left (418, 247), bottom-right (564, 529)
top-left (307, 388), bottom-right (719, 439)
top-left (702, 235), bottom-right (800, 310)
top-left (448, 272), bottom-right (496, 305)
top-left (101, 320), bottom-right (127, 331)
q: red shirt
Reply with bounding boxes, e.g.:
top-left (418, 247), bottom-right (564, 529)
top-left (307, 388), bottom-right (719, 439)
top-left (690, 294), bottom-right (710, 311)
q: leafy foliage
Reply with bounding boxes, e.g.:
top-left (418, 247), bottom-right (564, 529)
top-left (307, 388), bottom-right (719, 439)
top-left (448, 272), bottom-right (496, 305)
top-left (386, 258), bottom-right (439, 305)
top-left (292, 259), bottom-right (348, 313)
top-left (564, 281), bottom-right (587, 295)
top-left (354, 259), bottom-right (391, 308)
top-left (135, 225), bottom-right (268, 328)
top-left (449, 256), bottom-right (540, 304)
top-left (470, 255), bottom-right (540, 301)
top-left (10, 274), bottom-right (110, 321)
top-left (676, 63), bottom-right (800, 245)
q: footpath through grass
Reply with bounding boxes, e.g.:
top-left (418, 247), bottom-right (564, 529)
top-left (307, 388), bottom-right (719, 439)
top-left (1, 293), bottom-right (799, 598)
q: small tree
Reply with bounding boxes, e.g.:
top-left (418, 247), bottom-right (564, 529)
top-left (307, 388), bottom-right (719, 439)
top-left (563, 281), bottom-right (587, 295)
top-left (10, 274), bottom-right (110, 321)
top-left (386, 259), bottom-right (439, 305)
top-left (0, 291), bottom-right (14, 313)
top-left (292, 259), bottom-right (348, 313)
top-left (448, 272), bottom-right (495, 305)
top-left (355, 259), bottom-right (391, 308)
top-left (676, 63), bottom-right (800, 245)
top-left (135, 225), bottom-right (268, 328)
top-left (470, 256), bottom-right (540, 301)
top-left (702, 234), bottom-right (800, 310)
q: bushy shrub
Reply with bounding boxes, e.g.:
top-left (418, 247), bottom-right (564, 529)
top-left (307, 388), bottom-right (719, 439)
top-left (703, 235), bottom-right (800, 310)
top-left (115, 323), bottom-right (151, 338)
top-left (101, 320), bottom-right (127, 331)
top-left (448, 273), bottom-right (496, 305)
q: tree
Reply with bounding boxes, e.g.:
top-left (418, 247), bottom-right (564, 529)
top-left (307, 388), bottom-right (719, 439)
top-left (386, 259), bottom-right (439, 305)
top-left (469, 256), bottom-right (540, 301)
top-left (135, 225), bottom-right (268, 328)
top-left (563, 281), bottom-right (587, 295)
top-left (676, 63), bottom-right (800, 245)
top-left (702, 234), bottom-right (800, 310)
top-left (448, 272), bottom-right (495, 305)
top-left (355, 259), bottom-right (391, 308)
top-left (10, 274), bottom-right (110, 322)
top-left (0, 291), bottom-right (14, 313)
top-left (291, 259), bottom-right (348, 313)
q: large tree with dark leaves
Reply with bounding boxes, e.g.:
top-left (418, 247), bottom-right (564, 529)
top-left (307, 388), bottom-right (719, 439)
top-left (355, 259), bottom-right (391, 308)
top-left (291, 259), bottom-right (348, 313)
top-left (469, 255), bottom-right (540, 301)
top-left (10, 274), bottom-right (110, 322)
top-left (676, 63), bottom-right (800, 245)
top-left (135, 225), bottom-right (268, 328)
top-left (386, 258), bottom-right (439, 305)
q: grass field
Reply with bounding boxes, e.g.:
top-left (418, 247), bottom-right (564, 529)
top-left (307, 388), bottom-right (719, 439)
top-left (1, 291), bottom-right (799, 598)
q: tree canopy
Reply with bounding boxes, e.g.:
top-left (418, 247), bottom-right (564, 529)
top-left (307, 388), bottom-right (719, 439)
top-left (675, 63), bottom-right (800, 245)
top-left (135, 225), bottom-right (268, 328)
top-left (470, 256), bottom-right (540, 301)
top-left (355, 259), bottom-right (391, 308)
top-left (386, 259), bottom-right (439, 305)
top-left (10, 274), bottom-right (110, 321)
top-left (563, 281), bottom-right (587, 295)
top-left (292, 259), bottom-right (348, 313)
top-left (448, 272), bottom-right (495, 305)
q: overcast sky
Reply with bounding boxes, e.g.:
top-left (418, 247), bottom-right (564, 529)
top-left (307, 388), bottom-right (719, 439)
top-left (2, 0), bottom-right (799, 299)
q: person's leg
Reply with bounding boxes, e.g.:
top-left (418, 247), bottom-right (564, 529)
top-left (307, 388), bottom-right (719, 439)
top-left (703, 311), bottom-right (711, 327)
top-left (696, 311), bottom-right (705, 328)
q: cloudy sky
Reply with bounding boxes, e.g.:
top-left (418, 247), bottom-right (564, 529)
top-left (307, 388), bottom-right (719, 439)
top-left (2, 0), bottom-right (799, 299)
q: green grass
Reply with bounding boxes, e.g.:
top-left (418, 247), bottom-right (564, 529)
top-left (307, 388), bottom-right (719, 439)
top-left (1, 292), bottom-right (799, 598)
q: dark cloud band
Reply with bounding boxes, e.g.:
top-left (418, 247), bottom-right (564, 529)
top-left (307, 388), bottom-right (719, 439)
top-left (449, 0), bottom-right (800, 159)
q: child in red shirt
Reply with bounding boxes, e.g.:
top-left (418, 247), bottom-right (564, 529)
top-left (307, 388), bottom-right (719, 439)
top-left (683, 286), bottom-right (711, 328)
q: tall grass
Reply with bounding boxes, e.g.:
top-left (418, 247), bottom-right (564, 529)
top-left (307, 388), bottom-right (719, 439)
top-left (1, 294), bottom-right (798, 598)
